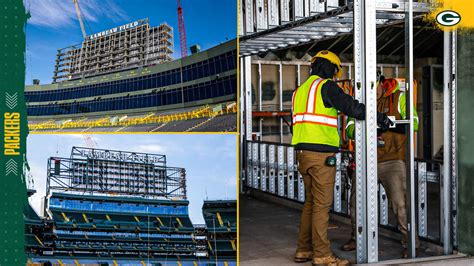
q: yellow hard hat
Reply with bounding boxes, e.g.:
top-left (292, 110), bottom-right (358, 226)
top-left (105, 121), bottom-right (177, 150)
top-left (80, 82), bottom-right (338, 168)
top-left (311, 50), bottom-right (343, 78)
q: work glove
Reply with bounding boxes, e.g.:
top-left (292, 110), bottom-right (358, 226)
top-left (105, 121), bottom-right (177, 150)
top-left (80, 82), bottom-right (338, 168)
top-left (377, 112), bottom-right (394, 133)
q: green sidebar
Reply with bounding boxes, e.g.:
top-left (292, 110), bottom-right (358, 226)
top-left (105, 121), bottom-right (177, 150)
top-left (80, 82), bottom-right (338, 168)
top-left (457, 30), bottom-right (474, 255)
top-left (0, 0), bottom-right (28, 265)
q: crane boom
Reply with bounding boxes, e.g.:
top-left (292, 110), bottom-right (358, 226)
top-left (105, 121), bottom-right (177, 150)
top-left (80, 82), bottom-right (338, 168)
top-left (73, 0), bottom-right (87, 38)
top-left (177, 0), bottom-right (188, 58)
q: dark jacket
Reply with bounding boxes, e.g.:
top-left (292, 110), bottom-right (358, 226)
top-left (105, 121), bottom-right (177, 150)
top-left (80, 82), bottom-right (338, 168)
top-left (294, 59), bottom-right (366, 152)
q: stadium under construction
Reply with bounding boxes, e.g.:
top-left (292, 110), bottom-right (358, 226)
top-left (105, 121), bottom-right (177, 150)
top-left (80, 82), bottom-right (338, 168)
top-left (25, 147), bottom-right (237, 266)
top-left (26, 17), bottom-right (237, 133)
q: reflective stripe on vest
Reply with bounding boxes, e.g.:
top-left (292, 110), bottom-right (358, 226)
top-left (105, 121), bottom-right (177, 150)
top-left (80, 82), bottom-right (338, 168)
top-left (306, 78), bottom-right (325, 113)
top-left (291, 75), bottom-right (340, 147)
top-left (292, 113), bottom-right (338, 127)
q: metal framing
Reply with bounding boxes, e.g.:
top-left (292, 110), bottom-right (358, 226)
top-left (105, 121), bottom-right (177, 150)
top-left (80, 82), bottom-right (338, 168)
top-left (443, 29), bottom-right (457, 254)
top-left (405, 0), bottom-right (416, 258)
top-left (239, 0), bottom-right (430, 55)
top-left (354, 0), bottom-right (368, 261)
top-left (353, 0), bottom-right (379, 262)
top-left (239, 0), bottom-right (458, 262)
top-left (46, 147), bottom-right (186, 200)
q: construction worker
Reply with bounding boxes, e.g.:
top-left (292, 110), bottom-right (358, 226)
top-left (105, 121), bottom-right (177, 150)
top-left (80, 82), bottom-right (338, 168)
top-left (343, 76), bottom-right (419, 258)
top-left (292, 50), bottom-right (393, 266)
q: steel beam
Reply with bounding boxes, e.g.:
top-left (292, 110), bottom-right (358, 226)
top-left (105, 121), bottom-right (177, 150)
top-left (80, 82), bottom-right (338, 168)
top-left (354, 0), bottom-right (378, 262)
top-left (442, 29), bottom-right (454, 255)
top-left (405, 0), bottom-right (416, 258)
top-left (244, 56), bottom-right (253, 141)
top-left (279, 63), bottom-right (283, 143)
top-left (364, 0), bottom-right (379, 262)
top-left (450, 30), bottom-right (458, 250)
top-left (354, 0), bottom-right (367, 262)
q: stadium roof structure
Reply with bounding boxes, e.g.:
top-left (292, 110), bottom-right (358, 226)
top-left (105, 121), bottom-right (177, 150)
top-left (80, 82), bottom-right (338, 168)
top-left (46, 146), bottom-right (187, 200)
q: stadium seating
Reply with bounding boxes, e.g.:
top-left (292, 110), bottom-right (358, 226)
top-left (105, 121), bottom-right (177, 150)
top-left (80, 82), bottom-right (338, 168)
top-left (202, 200), bottom-right (237, 260)
top-left (36, 193), bottom-right (196, 260)
top-left (28, 102), bottom-right (237, 132)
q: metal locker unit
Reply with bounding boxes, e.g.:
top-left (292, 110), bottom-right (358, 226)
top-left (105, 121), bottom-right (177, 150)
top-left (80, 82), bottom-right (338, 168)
top-left (269, 144), bottom-right (277, 194)
top-left (252, 142), bottom-right (260, 189)
top-left (260, 143), bottom-right (268, 191)
top-left (277, 145), bottom-right (286, 197)
top-left (334, 153), bottom-right (342, 213)
top-left (247, 142), bottom-right (253, 187)
top-left (417, 162), bottom-right (428, 237)
top-left (287, 146), bottom-right (295, 200)
top-left (379, 185), bottom-right (389, 226)
top-left (297, 171), bottom-right (305, 202)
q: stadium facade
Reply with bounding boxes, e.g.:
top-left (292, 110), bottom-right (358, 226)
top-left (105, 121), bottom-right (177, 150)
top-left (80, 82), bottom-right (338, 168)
top-left (25, 147), bottom-right (237, 266)
top-left (25, 18), bottom-right (237, 132)
top-left (53, 19), bottom-right (173, 82)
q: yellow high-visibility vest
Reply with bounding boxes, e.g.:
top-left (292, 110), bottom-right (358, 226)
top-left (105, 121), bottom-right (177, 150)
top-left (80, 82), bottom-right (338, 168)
top-left (291, 75), bottom-right (340, 148)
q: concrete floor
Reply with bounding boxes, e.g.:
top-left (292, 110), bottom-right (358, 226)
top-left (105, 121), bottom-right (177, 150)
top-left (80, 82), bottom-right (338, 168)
top-left (239, 195), bottom-right (469, 266)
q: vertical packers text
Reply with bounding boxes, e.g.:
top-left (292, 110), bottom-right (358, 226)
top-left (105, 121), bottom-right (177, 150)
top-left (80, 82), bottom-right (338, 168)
top-left (4, 112), bottom-right (20, 155)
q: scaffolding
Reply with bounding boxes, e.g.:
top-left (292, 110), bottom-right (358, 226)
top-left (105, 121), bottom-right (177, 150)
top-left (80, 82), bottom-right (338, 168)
top-left (46, 147), bottom-right (187, 200)
top-left (53, 19), bottom-right (173, 83)
top-left (240, 0), bottom-right (457, 263)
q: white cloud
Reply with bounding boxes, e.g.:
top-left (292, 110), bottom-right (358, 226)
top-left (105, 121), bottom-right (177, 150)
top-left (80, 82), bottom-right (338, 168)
top-left (136, 144), bottom-right (168, 154)
top-left (25, 0), bottom-right (129, 29)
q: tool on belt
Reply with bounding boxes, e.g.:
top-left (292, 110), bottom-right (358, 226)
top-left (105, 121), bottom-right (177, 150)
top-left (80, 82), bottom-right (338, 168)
top-left (325, 155), bottom-right (337, 167)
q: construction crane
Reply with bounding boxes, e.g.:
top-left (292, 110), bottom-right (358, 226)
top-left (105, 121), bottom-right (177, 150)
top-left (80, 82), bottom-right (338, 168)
top-left (177, 0), bottom-right (188, 58)
top-left (73, 0), bottom-right (87, 38)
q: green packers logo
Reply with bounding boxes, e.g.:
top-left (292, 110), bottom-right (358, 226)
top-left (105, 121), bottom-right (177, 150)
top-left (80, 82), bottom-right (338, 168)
top-left (436, 10), bottom-right (461, 27)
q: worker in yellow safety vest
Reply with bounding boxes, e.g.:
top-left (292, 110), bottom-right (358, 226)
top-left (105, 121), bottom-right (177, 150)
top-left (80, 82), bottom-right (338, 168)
top-left (292, 50), bottom-right (393, 266)
top-left (343, 76), bottom-right (419, 258)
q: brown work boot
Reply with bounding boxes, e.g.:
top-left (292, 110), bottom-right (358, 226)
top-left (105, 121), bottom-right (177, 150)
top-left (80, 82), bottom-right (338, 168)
top-left (312, 255), bottom-right (350, 266)
top-left (294, 251), bottom-right (312, 263)
top-left (341, 239), bottom-right (356, 251)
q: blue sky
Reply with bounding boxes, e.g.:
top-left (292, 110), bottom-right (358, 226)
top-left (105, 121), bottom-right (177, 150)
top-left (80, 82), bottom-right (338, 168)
top-left (24, 0), bottom-right (236, 85)
top-left (27, 134), bottom-right (237, 224)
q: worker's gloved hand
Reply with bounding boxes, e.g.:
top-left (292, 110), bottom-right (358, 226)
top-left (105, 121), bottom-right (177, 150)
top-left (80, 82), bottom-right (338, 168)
top-left (377, 112), bottom-right (394, 132)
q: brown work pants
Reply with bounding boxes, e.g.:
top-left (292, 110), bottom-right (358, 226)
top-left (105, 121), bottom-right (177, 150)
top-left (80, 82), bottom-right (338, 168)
top-left (296, 150), bottom-right (336, 258)
top-left (349, 160), bottom-right (419, 248)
